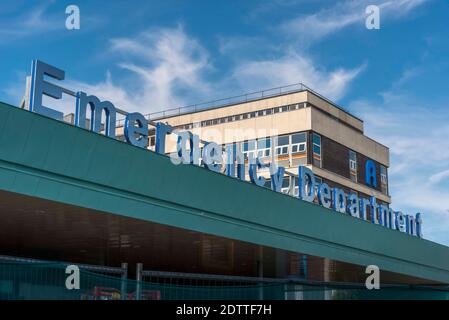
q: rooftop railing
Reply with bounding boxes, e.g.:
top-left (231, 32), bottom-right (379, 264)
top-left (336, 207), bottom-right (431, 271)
top-left (146, 82), bottom-right (309, 121)
top-left (115, 82), bottom-right (361, 128)
top-left (115, 83), bottom-right (309, 127)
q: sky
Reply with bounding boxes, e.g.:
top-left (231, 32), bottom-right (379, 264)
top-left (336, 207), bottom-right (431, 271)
top-left (1, 0), bottom-right (449, 245)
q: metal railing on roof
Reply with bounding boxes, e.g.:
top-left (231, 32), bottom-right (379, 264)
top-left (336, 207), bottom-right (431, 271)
top-left (146, 83), bottom-right (309, 121)
top-left (115, 82), bottom-right (361, 128)
top-left (114, 83), bottom-right (302, 127)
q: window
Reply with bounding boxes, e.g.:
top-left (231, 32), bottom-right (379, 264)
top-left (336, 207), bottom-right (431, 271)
top-left (312, 133), bottom-right (322, 167)
top-left (276, 146), bottom-right (289, 155)
top-left (380, 165), bottom-right (388, 194)
top-left (275, 135), bottom-right (289, 156)
top-left (257, 138), bottom-right (271, 158)
top-left (349, 150), bottom-right (357, 182)
top-left (288, 104), bottom-right (299, 111)
top-left (281, 176), bottom-right (291, 194)
top-left (291, 144), bottom-right (306, 153)
top-left (266, 108), bottom-right (273, 115)
top-left (242, 140), bottom-right (256, 160)
top-left (291, 133), bottom-right (307, 155)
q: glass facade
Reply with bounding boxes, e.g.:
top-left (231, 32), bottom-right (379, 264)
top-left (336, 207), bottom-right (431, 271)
top-left (291, 133), bottom-right (307, 154)
top-left (275, 135), bottom-right (290, 156)
top-left (144, 128), bottom-right (390, 199)
top-left (257, 138), bottom-right (271, 158)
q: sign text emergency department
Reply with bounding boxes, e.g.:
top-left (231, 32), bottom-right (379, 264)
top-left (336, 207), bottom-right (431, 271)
top-left (28, 60), bottom-right (423, 238)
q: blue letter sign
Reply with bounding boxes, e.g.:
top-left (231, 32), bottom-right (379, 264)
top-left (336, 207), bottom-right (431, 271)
top-left (29, 59), bottom-right (65, 120)
top-left (365, 159), bottom-right (377, 188)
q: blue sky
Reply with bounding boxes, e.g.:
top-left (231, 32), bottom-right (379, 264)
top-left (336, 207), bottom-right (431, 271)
top-left (1, 0), bottom-right (449, 245)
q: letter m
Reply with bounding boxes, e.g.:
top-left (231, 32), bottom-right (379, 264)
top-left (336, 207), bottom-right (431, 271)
top-left (75, 91), bottom-right (116, 138)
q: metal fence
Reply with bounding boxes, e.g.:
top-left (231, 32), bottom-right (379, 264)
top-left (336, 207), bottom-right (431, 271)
top-left (136, 264), bottom-right (449, 301)
top-left (137, 266), bottom-right (286, 300)
top-left (0, 255), bottom-right (128, 300)
top-left (0, 256), bottom-right (448, 300)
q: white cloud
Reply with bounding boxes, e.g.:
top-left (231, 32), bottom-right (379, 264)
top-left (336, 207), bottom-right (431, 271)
top-left (232, 52), bottom-right (364, 101)
top-left (429, 170), bottom-right (449, 186)
top-left (107, 26), bottom-right (212, 114)
top-left (7, 25), bottom-right (363, 118)
top-left (29, 26), bottom-right (213, 117)
top-left (280, 0), bottom-right (430, 46)
top-left (382, 0), bottom-right (429, 13)
top-left (5, 25), bottom-right (213, 117)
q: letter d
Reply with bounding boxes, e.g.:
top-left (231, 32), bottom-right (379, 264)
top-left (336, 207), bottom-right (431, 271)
top-left (298, 166), bottom-right (315, 202)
